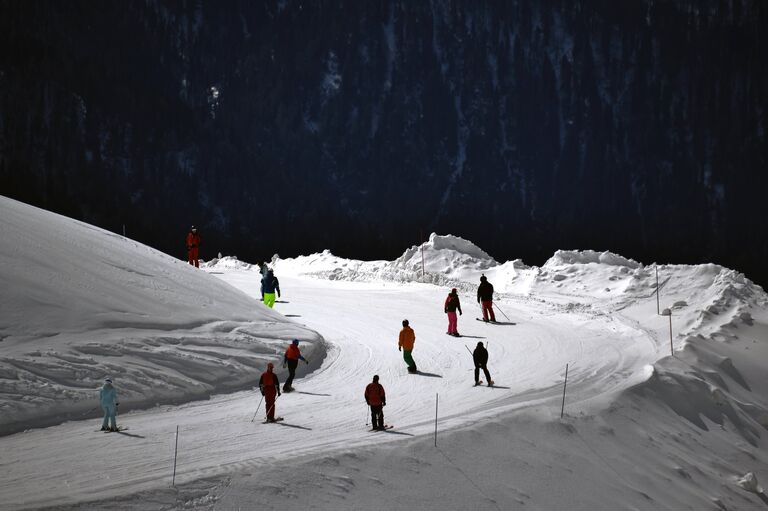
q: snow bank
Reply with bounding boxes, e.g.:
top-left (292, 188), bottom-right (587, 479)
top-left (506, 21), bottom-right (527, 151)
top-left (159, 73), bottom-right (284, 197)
top-left (0, 196), bottom-right (323, 435)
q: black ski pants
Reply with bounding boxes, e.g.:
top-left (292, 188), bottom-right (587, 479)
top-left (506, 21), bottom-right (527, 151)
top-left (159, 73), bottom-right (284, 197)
top-left (284, 359), bottom-right (298, 390)
top-left (474, 363), bottom-right (491, 384)
top-left (370, 405), bottom-right (384, 429)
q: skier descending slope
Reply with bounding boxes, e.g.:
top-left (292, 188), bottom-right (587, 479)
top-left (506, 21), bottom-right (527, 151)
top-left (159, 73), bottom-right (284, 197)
top-left (472, 342), bottom-right (494, 387)
top-left (283, 339), bottom-right (309, 392)
top-left (261, 268), bottom-right (281, 308)
top-left (364, 375), bottom-right (387, 430)
top-left (398, 319), bottom-right (418, 373)
top-left (444, 288), bottom-right (463, 336)
top-left (477, 275), bottom-right (497, 323)
top-left (99, 377), bottom-right (119, 432)
top-left (259, 363), bottom-right (282, 422)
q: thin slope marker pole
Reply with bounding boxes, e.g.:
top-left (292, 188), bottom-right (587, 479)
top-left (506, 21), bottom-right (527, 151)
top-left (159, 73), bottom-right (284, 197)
top-left (420, 230), bottom-right (425, 278)
top-left (655, 265), bottom-right (660, 315)
top-left (171, 425), bottom-right (179, 487)
top-left (560, 364), bottom-right (569, 419)
top-left (661, 308), bottom-right (674, 357)
top-left (434, 393), bottom-right (439, 447)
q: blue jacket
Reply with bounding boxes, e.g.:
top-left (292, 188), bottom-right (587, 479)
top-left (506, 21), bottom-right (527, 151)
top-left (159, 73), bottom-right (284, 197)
top-left (262, 271), bottom-right (280, 294)
top-left (100, 382), bottom-right (117, 408)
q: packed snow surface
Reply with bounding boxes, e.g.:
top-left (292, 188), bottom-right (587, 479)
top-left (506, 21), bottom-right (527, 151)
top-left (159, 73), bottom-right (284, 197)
top-left (0, 196), bottom-right (321, 435)
top-left (1, 204), bottom-right (767, 510)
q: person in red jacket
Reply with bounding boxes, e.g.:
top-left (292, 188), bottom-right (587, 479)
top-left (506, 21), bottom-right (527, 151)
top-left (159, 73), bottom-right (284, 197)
top-left (364, 375), bottom-right (386, 430)
top-left (259, 362), bottom-right (281, 422)
top-left (444, 288), bottom-right (463, 336)
top-left (282, 339), bottom-right (309, 392)
top-left (186, 226), bottom-right (201, 268)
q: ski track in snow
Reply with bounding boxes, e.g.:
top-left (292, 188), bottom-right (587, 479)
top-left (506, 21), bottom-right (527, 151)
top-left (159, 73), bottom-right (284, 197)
top-left (0, 271), bottom-right (662, 510)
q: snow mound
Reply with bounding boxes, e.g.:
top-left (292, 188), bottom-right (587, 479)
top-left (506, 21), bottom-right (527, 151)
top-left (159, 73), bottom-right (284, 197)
top-left (544, 249), bottom-right (641, 269)
top-left (203, 255), bottom-right (254, 271)
top-left (0, 196), bottom-right (322, 435)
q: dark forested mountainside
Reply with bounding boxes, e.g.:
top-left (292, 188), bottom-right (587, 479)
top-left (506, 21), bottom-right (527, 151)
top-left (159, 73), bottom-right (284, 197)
top-left (0, 1), bottom-right (766, 284)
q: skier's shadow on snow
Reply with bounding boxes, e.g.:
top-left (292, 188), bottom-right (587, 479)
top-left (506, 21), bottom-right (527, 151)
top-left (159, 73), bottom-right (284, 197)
top-left (416, 371), bottom-right (443, 378)
top-left (487, 385), bottom-right (511, 390)
top-left (284, 314), bottom-right (302, 318)
top-left (275, 300), bottom-right (290, 303)
top-left (382, 429), bottom-right (414, 436)
top-left (116, 430), bottom-right (145, 438)
top-left (458, 335), bottom-right (486, 339)
top-left (296, 391), bottom-right (331, 397)
top-left (275, 422), bottom-right (312, 431)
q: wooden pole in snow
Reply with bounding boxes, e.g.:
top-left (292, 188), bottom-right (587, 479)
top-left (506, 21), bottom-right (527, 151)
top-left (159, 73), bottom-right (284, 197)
top-left (421, 231), bottom-right (425, 278)
top-left (172, 425), bottom-right (179, 486)
top-left (662, 308), bottom-right (673, 356)
top-left (560, 364), bottom-right (569, 419)
top-left (434, 393), bottom-right (438, 447)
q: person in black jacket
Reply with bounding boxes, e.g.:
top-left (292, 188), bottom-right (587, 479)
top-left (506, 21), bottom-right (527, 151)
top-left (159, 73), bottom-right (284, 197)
top-left (472, 342), bottom-right (494, 386)
top-left (477, 275), bottom-right (497, 322)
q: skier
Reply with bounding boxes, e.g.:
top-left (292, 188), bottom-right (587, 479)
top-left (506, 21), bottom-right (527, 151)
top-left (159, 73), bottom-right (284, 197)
top-left (258, 262), bottom-right (269, 300)
top-left (472, 342), bottom-right (494, 386)
top-left (186, 226), bottom-right (201, 268)
top-left (283, 339), bottom-right (309, 392)
top-left (259, 362), bottom-right (282, 422)
top-left (99, 377), bottom-right (119, 432)
top-left (444, 288), bottom-right (463, 336)
top-left (364, 375), bottom-right (387, 430)
top-left (398, 319), bottom-right (417, 373)
top-left (477, 275), bottom-right (497, 322)
top-left (261, 268), bottom-right (281, 308)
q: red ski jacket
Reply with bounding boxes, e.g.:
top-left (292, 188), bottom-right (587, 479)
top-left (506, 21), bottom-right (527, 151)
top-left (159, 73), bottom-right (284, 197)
top-left (364, 383), bottom-right (386, 406)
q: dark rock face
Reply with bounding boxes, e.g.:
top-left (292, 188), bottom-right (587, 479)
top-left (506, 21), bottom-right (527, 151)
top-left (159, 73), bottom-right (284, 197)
top-left (1, 1), bottom-right (766, 284)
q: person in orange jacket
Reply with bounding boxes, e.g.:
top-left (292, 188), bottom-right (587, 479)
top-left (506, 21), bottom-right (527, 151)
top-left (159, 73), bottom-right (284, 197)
top-left (282, 339), bottom-right (309, 392)
top-left (364, 375), bottom-right (387, 430)
top-left (259, 362), bottom-right (281, 422)
top-left (444, 288), bottom-right (462, 336)
top-left (186, 226), bottom-right (201, 268)
top-left (398, 319), bottom-right (417, 373)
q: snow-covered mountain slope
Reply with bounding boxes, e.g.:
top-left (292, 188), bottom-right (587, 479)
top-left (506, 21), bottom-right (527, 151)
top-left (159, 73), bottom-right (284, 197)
top-left (0, 196), bottom-right (322, 435)
top-left (2, 217), bottom-right (768, 510)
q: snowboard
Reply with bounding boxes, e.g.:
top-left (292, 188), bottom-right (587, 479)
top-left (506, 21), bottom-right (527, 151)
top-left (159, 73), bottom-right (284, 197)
top-left (263, 417), bottom-right (284, 424)
top-left (370, 425), bottom-right (394, 431)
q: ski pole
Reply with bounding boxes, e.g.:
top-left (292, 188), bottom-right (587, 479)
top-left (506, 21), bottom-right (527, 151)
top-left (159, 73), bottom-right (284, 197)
top-left (492, 302), bottom-right (511, 321)
top-left (365, 406), bottom-right (369, 427)
top-left (251, 395), bottom-right (264, 422)
top-left (464, 345), bottom-right (473, 357)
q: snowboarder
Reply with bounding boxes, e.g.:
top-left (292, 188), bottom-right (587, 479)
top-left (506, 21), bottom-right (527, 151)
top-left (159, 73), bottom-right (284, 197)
top-left (283, 339), bottom-right (309, 392)
top-left (259, 362), bottom-right (282, 422)
top-left (444, 288), bottom-right (463, 336)
top-left (472, 342), bottom-right (494, 386)
top-left (364, 375), bottom-right (387, 430)
top-left (186, 226), bottom-right (201, 268)
top-left (398, 319), bottom-right (417, 373)
top-left (477, 275), bottom-right (497, 322)
top-left (99, 377), bottom-right (119, 432)
top-left (261, 268), bottom-right (281, 308)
